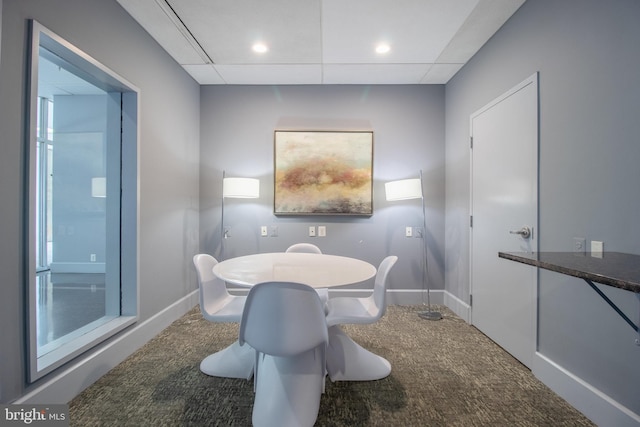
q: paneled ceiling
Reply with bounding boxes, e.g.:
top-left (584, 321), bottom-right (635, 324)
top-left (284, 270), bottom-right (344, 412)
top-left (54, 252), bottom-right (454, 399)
top-left (117, 0), bottom-right (525, 85)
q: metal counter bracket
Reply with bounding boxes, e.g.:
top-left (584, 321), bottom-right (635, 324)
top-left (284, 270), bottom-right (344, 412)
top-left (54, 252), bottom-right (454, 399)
top-left (584, 278), bottom-right (640, 345)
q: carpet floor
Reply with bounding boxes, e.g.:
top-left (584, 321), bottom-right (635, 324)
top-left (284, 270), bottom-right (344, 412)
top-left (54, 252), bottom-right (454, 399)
top-left (69, 305), bottom-right (595, 426)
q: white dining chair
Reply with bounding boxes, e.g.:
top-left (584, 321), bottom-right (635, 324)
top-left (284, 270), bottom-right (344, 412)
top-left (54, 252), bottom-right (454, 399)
top-left (325, 255), bottom-right (398, 327)
top-left (193, 253), bottom-right (253, 379)
top-left (324, 255), bottom-right (397, 382)
top-left (284, 243), bottom-right (329, 302)
top-left (239, 281), bottom-right (328, 427)
top-left (285, 243), bottom-right (322, 254)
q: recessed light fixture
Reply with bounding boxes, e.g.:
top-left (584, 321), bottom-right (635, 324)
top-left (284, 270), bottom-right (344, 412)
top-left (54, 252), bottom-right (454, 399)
top-left (375, 43), bottom-right (391, 54)
top-left (252, 43), bottom-right (268, 53)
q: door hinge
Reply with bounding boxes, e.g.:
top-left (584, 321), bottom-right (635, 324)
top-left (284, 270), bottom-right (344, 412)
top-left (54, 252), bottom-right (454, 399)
top-left (470, 215), bottom-right (473, 227)
top-left (470, 136), bottom-right (473, 149)
top-left (469, 294), bottom-right (473, 307)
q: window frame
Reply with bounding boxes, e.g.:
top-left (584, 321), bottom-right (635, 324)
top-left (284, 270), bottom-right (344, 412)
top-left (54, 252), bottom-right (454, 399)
top-left (26, 20), bottom-right (140, 381)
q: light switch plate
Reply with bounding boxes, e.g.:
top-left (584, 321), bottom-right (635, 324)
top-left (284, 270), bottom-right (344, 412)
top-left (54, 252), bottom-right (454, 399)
top-left (309, 226), bottom-right (316, 237)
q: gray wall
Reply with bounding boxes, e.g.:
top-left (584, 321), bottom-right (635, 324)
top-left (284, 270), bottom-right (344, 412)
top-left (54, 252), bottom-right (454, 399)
top-left (445, 0), bottom-right (640, 415)
top-left (200, 85), bottom-right (446, 293)
top-left (0, 0), bottom-right (200, 402)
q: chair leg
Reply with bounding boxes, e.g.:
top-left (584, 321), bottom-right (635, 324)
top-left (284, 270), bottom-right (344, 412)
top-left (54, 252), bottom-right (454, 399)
top-left (326, 325), bottom-right (391, 381)
top-left (200, 340), bottom-right (254, 380)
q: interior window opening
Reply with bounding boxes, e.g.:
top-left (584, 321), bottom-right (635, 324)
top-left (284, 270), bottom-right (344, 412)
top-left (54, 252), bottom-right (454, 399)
top-left (27, 21), bottom-right (139, 381)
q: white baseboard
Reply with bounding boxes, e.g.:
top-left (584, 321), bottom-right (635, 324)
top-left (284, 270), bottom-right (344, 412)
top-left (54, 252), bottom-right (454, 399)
top-left (533, 352), bottom-right (640, 427)
top-left (15, 290), bottom-right (200, 404)
top-left (324, 288), bottom-right (446, 306)
top-left (443, 291), bottom-right (471, 323)
top-left (237, 288), bottom-right (462, 312)
top-left (19, 287), bottom-right (638, 427)
top-left (232, 287), bottom-right (452, 309)
top-left (439, 294), bottom-right (638, 425)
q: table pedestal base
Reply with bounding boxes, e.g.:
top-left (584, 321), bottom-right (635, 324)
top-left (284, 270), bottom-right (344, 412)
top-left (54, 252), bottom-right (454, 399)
top-left (200, 340), bottom-right (254, 380)
top-left (326, 325), bottom-right (391, 381)
top-left (200, 327), bottom-right (392, 382)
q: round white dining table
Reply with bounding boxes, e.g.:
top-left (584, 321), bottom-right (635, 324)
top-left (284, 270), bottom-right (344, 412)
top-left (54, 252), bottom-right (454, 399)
top-left (209, 251), bottom-right (391, 383)
top-left (212, 252), bottom-right (377, 288)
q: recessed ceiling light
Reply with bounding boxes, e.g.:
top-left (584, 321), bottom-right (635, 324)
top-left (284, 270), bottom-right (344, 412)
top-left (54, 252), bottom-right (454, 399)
top-left (252, 43), bottom-right (268, 53)
top-left (375, 43), bottom-right (391, 54)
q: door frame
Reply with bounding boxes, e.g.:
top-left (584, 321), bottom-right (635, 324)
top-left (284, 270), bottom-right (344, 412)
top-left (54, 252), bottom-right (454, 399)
top-left (468, 73), bottom-right (539, 365)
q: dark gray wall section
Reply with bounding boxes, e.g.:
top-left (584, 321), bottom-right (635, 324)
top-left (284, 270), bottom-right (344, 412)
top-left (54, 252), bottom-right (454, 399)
top-left (0, 0), bottom-right (200, 402)
top-left (445, 0), bottom-right (640, 414)
top-left (200, 85), bottom-right (446, 292)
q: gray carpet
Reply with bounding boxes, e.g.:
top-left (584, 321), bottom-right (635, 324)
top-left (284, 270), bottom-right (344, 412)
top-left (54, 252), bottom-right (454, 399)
top-left (69, 305), bottom-right (595, 426)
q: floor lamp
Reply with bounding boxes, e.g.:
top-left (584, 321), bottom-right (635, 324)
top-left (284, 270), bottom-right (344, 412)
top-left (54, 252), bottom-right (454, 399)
top-left (221, 171), bottom-right (260, 260)
top-left (385, 170), bottom-right (442, 321)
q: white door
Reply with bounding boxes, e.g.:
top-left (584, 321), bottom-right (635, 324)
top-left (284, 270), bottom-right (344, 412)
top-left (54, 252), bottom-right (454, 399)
top-left (470, 73), bottom-right (538, 368)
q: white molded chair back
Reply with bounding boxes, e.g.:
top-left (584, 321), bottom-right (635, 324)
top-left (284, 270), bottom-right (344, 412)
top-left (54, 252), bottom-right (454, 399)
top-left (193, 253), bottom-right (245, 322)
top-left (285, 243), bottom-right (322, 254)
top-left (284, 244), bottom-right (328, 302)
top-left (239, 281), bottom-right (328, 427)
top-left (239, 281), bottom-right (328, 356)
top-left (325, 255), bottom-right (398, 327)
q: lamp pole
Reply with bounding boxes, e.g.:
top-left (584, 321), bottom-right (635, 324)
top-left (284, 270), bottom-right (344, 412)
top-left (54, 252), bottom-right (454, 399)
top-left (220, 170), bottom-right (227, 260)
top-left (417, 169), bottom-right (442, 321)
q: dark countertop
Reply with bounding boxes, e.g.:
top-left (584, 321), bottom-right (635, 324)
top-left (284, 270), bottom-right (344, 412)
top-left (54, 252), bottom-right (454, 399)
top-left (498, 251), bottom-right (640, 293)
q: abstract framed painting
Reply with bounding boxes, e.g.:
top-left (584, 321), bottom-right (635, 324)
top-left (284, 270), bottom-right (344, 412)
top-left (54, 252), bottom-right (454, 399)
top-left (274, 130), bottom-right (373, 216)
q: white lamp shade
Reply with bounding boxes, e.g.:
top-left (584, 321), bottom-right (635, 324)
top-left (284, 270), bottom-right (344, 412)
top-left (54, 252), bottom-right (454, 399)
top-left (223, 177), bottom-right (260, 198)
top-left (91, 177), bottom-right (106, 198)
top-left (385, 178), bottom-right (422, 201)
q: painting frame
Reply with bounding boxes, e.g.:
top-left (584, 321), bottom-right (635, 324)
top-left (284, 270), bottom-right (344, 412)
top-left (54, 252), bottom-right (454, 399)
top-left (274, 130), bottom-right (374, 216)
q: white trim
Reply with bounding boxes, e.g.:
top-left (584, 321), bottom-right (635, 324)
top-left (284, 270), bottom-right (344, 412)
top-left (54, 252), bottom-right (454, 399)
top-left (17, 288), bottom-right (450, 404)
top-left (36, 316), bottom-right (136, 377)
top-left (231, 287), bottom-right (450, 307)
top-left (444, 291), bottom-right (471, 323)
top-left (468, 72), bottom-right (539, 369)
top-left (533, 352), bottom-right (640, 427)
top-left (234, 288), bottom-right (466, 317)
top-left (25, 285), bottom-right (640, 427)
top-left (26, 21), bottom-right (142, 382)
top-left (15, 290), bottom-right (199, 404)
top-left (49, 262), bottom-right (106, 274)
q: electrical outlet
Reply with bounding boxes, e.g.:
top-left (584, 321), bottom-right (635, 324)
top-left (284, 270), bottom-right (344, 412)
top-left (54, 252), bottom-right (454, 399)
top-left (573, 237), bottom-right (585, 254)
top-left (260, 226), bottom-right (268, 237)
top-left (309, 226), bottom-right (316, 237)
top-left (318, 226), bottom-right (326, 237)
top-left (591, 240), bottom-right (603, 258)
top-left (405, 226), bottom-right (412, 237)
top-left (90, 254), bottom-right (96, 262)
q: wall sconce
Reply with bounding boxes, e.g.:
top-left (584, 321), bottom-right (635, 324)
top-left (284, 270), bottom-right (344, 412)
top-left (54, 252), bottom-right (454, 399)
top-left (91, 177), bottom-right (106, 198)
top-left (221, 171), bottom-right (260, 259)
top-left (385, 170), bottom-right (441, 321)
